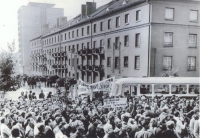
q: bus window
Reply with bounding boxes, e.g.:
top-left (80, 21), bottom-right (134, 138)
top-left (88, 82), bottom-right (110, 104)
top-left (131, 86), bottom-right (137, 96)
top-left (189, 84), bottom-right (200, 94)
top-left (172, 84), bottom-right (187, 94)
top-left (140, 84), bottom-right (152, 94)
top-left (154, 84), bottom-right (169, 94)
top-left (122, 84), bottom-right (137, 97)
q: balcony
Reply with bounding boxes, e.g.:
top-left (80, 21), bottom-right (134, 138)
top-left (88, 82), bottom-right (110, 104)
top-left (93, 65), bottom-right (104, 72)
top-left (82, 49), bottom-right (87, 55)
top-left (77, 65), bottom-right (82, 70)
top-left (99, 47), bottom-right (105, 55)
top-left (92, 48), bottom-right (99, 55)
top-left (86, 65), bottom-right (93, 71)
top-left (86, 48), bottom-right (93, 55)
top-left (78, 50), bottom-right (82, 56)
top-left (82, 65), bottom-right (87, 70)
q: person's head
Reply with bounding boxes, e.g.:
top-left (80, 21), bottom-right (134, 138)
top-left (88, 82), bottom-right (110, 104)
top-left (115, 118), bottom-right (122, 128)
top-left (37, 123), bottom-right (45, 133)
top-left (76, 120), bottom-right (85, 132)
top-left (17, 115), bottom-right (23, 123)
top-left (11, 128), bottom-right (20, 137)
top-left (21, 92), bottom-right (24, 95)
top-left (139, 116), bottom-right (150, 129)
top-left (150, 118), bottom-right (157, 128)
top-left (29, 91), bottom-right (32, 94)
top-left (166, 121), bottom-right (175, 130)
top-left (41, 90), bottom-right (43, 93)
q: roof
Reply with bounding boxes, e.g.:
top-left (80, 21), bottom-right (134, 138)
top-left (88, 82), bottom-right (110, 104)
top-left (28, 2), bottom-right (55, 8)
top-left (115, 77), bottom-right (200, 84)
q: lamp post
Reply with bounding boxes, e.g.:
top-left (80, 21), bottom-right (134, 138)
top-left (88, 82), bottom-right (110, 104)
top-left (71, 47), bottom-right (78, 99)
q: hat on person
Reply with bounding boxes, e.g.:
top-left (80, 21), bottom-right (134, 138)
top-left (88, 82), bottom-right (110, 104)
top-left (166, 121), bottom-right (175, 129)
top-left (107, 111), bottom-right (114, 120)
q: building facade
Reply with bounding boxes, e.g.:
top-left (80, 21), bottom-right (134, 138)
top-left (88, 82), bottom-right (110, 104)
top-left (30, 0), bottom-right (200, 83)
top-left (18, 2), bottom-right (64, 75)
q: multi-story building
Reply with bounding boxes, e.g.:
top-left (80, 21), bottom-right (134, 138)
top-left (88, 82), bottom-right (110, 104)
top-left (18, 2), bottom-right (64, 75)
top-left (30, 0), bottom-right (200, 83)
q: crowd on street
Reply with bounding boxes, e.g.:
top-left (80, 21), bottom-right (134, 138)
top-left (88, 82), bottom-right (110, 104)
top-left (0, 89), bottom-right (199, 138)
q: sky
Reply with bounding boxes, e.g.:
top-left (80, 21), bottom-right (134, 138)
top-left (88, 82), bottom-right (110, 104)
top-left (0, 0), bottom-right (112, 52)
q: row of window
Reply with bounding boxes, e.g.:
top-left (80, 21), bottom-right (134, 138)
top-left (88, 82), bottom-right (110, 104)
top-left (164, 33), bottom-right (198, 47)
top-left (107, 56), bottom-right (197, 71)
top-left (163, 56), bottom-right (196, 71)
top-left (40, 31), bottom-right (198, 49)
top-left (107, 56), bottom-right (140, 70)
top-left (165, 8), bottom-right (198, 22)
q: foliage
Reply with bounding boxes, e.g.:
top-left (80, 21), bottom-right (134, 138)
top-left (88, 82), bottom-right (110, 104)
top-left (0, 40), bottom-right (16, 91)
top-left (161, 68), bottom-right (179, 77)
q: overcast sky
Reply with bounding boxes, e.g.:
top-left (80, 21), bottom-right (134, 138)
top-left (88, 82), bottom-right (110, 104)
top-left (0, 0), bottom-right (112, 52)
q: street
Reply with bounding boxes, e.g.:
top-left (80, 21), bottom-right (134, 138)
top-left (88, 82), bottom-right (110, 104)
top-left (2, 86), bottom-right (55, 100)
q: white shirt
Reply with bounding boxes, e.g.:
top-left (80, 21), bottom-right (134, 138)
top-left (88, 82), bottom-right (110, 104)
top-left (1, 124), bottom-right (11, 138)
top-left (174, 117), bottom-right (186, 134)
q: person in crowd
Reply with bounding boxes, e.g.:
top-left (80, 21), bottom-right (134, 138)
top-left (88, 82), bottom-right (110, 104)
top-left (39, 90), bottom-right (45, 99)
top-left (0, 90), bottom-right (199, 138)
top-left (29, 91), bottom-right (32, 100)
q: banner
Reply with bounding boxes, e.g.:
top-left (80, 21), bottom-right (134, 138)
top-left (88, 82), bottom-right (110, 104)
top-left (77, 77), bottom-right (115, 97)
top-left (103, 98), bottom-right (127, 108)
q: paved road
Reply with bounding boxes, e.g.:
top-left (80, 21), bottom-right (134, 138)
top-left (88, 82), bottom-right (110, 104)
top-left (2, 86), bottom-right (56, 100)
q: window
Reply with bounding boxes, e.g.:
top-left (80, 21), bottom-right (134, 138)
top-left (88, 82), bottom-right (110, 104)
top-left (82, 28), bottom-right (84, 36)
top-left (87, 26), bottom-right (90, 35)
top-left (189, 34), bottom-right (197, 47)
top-left (94, 24), bottom-right (96, 33)
top-left (77, 44), bottom-right (79, 51)
top-left (116, 16), bottom-right (120, 27)
top-left (87, 42), bottom-right (90, 49)
top-left (135, 33), bottom-right (140, 47)
top-left (100, 22), bottom-right (103, 31)
top-left (77, 29), bottom-right (79, 37)
top-left (124, 35), bottom-right (129, 46)
top-left (188, 57), bottom-right (196, 71)
top-left (165, 8), bottom-right (174, 20)
top-left (100, 40), bottom-right (104, 47)
top-left (115, 57), bottom-right (119, 69)
top-left (135, 56), bottom-right (140, 70)
top-left (164, 32), bottom-right (173, 47)
top-left (107, 38), bottom-right (111, 49)
top-left (93, 41), bottom-right (96, 48)
top-left (64, 33), bottom-right (66, 40)
top-left (125, 14), bottom-right (129, 24)
top-left (124, 56), bottom-right (128, 67)
top-left (108, 19), bottom-right (111, 29)
top-left (163, 56), bottom-right (172, 71)
top-left (69, 46), bottom-right (70, 51)
top-left (68, 32), bottom-right (71, 39)
top-left (190, 10), bottom-right (198, 22)
top-left (136, 10), bottom-right (141, 21)
top-left (107, 57), bottom-right (111, 67)
top-left (115, 37), bottom-right (120, 49)
top-left (72, 31), bottom-right (74, 38)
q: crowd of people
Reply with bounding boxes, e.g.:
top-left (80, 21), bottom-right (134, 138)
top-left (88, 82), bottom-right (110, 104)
top-left (0, 89), bottom-right (199, 138)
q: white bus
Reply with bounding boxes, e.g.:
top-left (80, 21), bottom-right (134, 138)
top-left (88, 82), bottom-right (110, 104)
top-left (110, 77), bottom-right (200, 98)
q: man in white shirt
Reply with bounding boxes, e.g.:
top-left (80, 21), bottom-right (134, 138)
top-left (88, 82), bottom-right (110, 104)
top-left (1, 117), bottom-right (11, 138)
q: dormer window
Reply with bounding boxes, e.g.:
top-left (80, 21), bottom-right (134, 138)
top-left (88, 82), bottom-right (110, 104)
top-left (106, 7), bottom-right (109, 12)
top-left (122, 0), bottom-right (128, 5)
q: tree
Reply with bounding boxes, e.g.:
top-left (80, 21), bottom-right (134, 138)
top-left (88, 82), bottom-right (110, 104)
top-left (0, 40), bottom-right (15, 91)
top-left (161, 68), bottom-right (179, 77)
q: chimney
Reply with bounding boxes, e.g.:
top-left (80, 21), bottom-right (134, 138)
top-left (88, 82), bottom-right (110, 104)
top-left (59, 17), bottom-right (67, 27)
top-left (86, 2), bottom-right (96, 16)
top-left (57, 18), bottom-right (60, 28)
top-left (42, 24), bottom-right (49, 33)
top-left (81, 4), bottom-right (86, 18)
